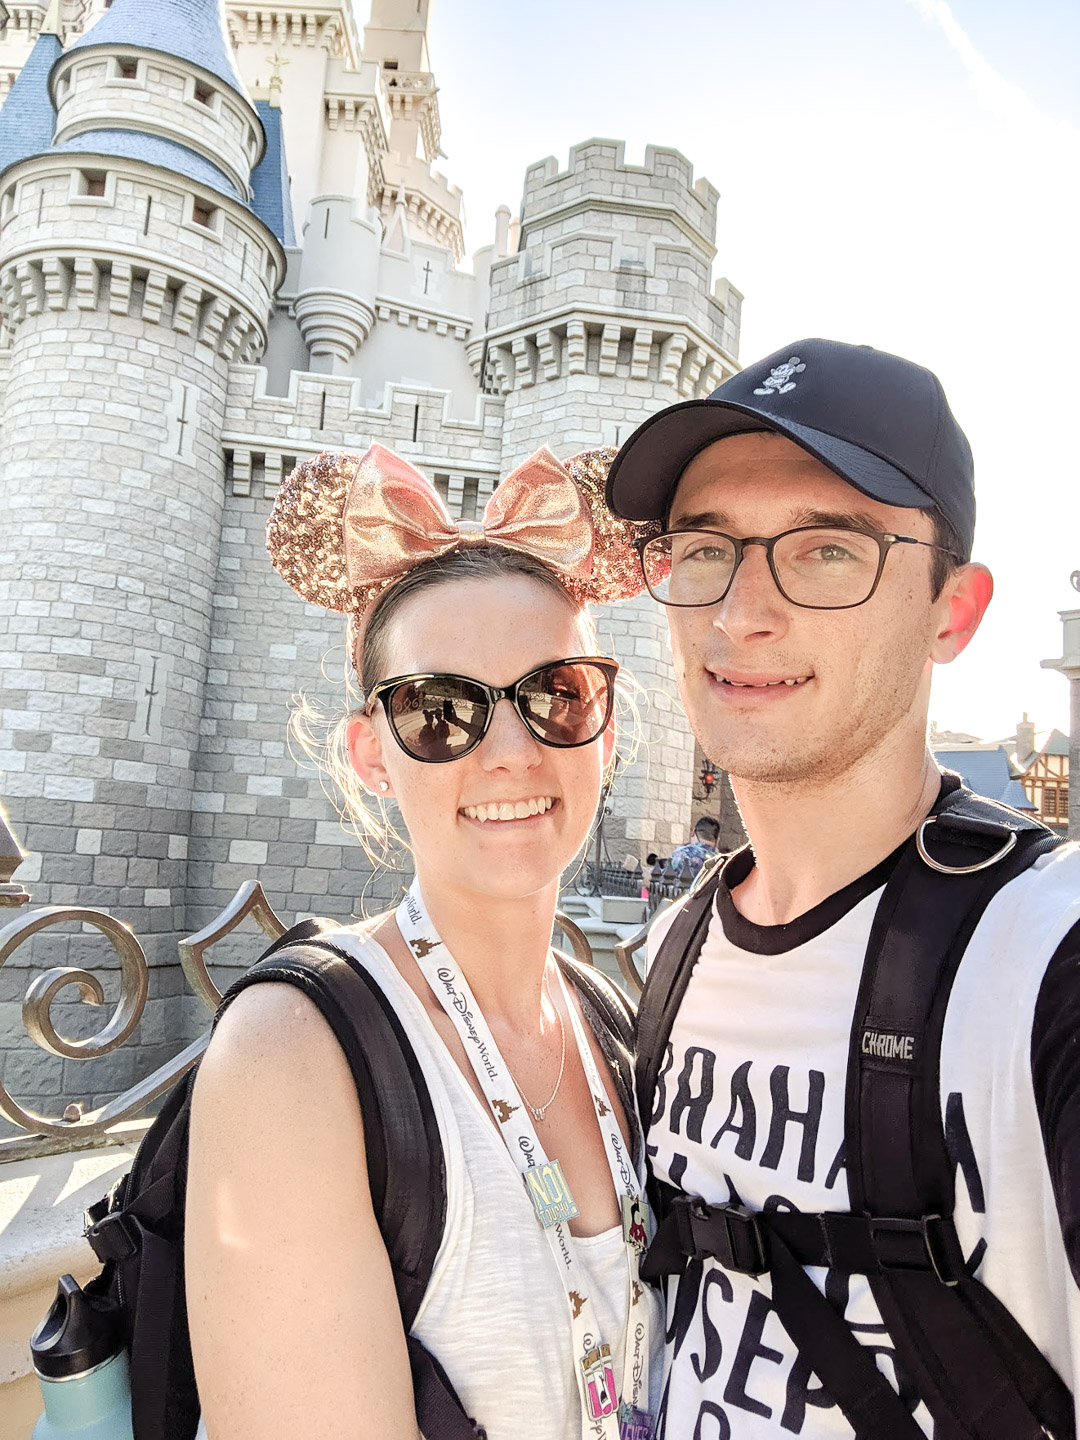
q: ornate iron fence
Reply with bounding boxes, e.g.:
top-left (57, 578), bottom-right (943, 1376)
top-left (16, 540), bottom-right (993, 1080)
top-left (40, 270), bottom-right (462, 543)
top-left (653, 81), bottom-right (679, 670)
top-left (0, 806), bottom-right (597, 1165)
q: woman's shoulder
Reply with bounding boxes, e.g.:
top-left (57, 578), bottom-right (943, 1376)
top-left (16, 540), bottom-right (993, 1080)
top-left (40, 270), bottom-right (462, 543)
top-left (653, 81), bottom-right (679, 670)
top-left (194, 918), bottom-right (407, 1119)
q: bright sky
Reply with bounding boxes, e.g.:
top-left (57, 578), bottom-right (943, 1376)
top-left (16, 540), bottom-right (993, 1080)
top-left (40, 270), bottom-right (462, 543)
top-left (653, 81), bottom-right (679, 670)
top-left (414, 0), bottom-right (1079, 742)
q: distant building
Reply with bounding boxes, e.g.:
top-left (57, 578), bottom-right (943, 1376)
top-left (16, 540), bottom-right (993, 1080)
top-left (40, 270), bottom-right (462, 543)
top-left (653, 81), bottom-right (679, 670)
top-left (1041, 607), bottom-right (1079, 838)
top-left (931, 711), bottom-right (1073, 831)
top-left (1010, 715), bottom-right (1070, 832)
top-left (930, 741), bottom-right (1036, 812)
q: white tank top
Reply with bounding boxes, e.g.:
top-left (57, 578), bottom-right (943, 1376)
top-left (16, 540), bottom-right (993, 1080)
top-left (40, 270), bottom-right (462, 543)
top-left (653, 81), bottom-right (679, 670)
top-left (196, 931), bottom-right (663, 1440)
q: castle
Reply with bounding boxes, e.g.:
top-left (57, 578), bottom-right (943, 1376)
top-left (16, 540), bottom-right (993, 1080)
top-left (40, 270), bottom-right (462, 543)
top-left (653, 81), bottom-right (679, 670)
top-left (0, 0), bottom-right (741, 1104)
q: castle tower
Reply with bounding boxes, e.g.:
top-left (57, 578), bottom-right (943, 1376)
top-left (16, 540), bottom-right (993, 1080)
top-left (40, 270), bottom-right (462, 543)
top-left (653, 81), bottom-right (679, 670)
top-left (362, 0), bottom-right (464, 262)
top-left (225, 0), bottom-right (364, 238)
top-left (485, 140), bottom-right (744, 852)
top-left (0, 0), bottom-right (284, 1052)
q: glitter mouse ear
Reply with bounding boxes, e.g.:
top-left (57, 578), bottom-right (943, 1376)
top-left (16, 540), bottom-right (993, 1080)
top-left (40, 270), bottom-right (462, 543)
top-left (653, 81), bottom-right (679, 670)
top-left (265, 450), bottom-right (363, 613)
top-left (560, 448), bottom-right (659, 604)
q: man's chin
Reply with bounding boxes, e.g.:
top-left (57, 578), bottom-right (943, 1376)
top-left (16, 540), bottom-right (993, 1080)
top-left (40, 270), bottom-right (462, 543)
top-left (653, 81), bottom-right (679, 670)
top-left (690, 727), bottom-right (827, 788)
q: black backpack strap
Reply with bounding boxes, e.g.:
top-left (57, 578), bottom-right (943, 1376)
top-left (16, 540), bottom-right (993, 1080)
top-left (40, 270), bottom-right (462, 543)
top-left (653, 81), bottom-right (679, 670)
top-left (556, 952), bottom-right (636, 1051)
top-left (557, 952), bottom-right (639, 1161)
top-left (84, 1072), bottom-right (201, 1440)
top-left (635, 851), bottom-right (730, 1131)
top-left (221, 940), bottom-right (486, 1439)
top-left (844, 788), bottom-right (1072, 1440)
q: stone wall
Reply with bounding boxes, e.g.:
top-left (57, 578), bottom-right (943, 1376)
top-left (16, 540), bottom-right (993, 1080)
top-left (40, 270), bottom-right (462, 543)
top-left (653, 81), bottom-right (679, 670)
top-left (0, 136), bottom-right (279, 1112)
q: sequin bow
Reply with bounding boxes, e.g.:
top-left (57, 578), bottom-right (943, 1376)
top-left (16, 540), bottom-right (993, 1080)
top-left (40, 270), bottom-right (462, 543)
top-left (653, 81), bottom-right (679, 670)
top-left (341, 443), bottom-right (594, 615)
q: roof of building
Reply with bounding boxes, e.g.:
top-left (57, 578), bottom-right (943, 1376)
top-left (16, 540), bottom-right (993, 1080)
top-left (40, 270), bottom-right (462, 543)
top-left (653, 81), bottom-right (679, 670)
top-left (935, 746), bottom-right (1037, 809)
top-left (0, 29), bottom-right (62, 176)
top-left (251, 101), bottom-right (295, 247)
top-left (1008, 728), bottom-right (1070, 770)
top-left (67, 0), bottom-right (250, 101)
top-left (1037, 729), bottom-right (1070, 758)
top-left (1000, 778), bottom-right (1038, 810)
top-left (51, 129), bottom-right (243, 202)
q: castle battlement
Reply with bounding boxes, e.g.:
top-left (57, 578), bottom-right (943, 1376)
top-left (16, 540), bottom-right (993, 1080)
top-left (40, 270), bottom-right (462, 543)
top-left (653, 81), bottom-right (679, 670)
top-left (223, 363), bottom-right (505, 484)
top-left (521, 139), bottom-right (719, 247)
top-left (226, 4), bottom-right (360, 63)
top-left (0, 153), bottom-right (284, 357)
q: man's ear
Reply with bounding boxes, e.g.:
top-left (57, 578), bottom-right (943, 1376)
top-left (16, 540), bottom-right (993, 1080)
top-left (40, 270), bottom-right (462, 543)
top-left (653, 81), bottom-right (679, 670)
top-left (346, 712), bottom-right (393, 796)
top-left (930, 562), bottom-right (993, 664)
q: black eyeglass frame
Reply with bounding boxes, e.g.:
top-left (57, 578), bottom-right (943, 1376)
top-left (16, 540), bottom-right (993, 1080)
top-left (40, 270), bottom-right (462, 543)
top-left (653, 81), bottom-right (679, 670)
top-left (364, 656), bottom-right (621, 764)
top-left (637, 526), bottom-right (959, 611)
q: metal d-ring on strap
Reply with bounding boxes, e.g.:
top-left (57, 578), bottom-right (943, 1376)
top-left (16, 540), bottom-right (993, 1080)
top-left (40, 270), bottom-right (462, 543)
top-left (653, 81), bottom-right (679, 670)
top-left (916, 817), bottom-right (1018, 875)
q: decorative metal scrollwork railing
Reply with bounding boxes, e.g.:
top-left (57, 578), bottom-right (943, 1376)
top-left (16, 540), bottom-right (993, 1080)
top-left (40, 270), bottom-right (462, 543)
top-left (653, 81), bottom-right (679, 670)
top-left (0, 826), bottom-right (291, 1164)
top-left (0, 808), bottom-right (606, 1164)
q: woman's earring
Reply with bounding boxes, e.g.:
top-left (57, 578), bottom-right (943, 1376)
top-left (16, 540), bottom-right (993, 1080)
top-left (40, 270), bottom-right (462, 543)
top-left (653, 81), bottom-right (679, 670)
top-left (378, 780), bottom-right (390, 793)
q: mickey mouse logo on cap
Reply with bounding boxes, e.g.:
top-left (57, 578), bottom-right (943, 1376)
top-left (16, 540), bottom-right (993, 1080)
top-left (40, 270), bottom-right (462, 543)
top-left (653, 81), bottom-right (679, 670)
top-left (753, 356), bottom-right (806, 397)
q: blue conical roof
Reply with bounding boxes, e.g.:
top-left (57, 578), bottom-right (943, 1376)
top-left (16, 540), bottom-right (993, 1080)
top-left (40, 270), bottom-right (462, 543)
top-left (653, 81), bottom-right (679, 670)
top-left (251, 102), bottom-right (295, 247)
top-left (0, 29), bottom-right (62, 175)
top-left (50, 129), bottom-right (243, 201)
top-left (67, 0), bottom-right (249, 100)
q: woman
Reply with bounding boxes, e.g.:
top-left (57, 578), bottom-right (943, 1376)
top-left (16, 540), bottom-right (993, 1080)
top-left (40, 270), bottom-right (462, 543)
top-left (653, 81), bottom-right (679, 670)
top-left (185, 444), bottom-right (663, 1440)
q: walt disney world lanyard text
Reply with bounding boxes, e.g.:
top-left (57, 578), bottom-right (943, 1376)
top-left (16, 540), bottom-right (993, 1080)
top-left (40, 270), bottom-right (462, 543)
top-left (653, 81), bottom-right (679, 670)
top-left (397, 881), bottom-right (654, 1440)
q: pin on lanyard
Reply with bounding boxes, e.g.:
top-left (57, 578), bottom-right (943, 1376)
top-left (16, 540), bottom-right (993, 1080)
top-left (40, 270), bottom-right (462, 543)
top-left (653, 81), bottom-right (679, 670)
top-left (396, 882), bottom-right (654, 1440)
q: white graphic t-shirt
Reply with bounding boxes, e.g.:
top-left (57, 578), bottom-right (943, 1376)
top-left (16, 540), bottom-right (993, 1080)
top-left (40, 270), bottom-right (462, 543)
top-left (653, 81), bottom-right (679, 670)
top-left (647, 841), bottom-right (1080, 1438)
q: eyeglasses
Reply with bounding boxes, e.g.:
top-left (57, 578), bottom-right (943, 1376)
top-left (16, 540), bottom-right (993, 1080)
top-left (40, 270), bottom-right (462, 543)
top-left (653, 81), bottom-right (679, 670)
top-left (639, 526), bottom-right (956, 611)
top-left (364, 657), bottom-right (619, 764)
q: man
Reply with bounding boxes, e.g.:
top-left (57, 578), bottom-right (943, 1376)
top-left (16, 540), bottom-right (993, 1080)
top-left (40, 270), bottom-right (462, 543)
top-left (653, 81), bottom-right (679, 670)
top-left (606, 339), bottom-right (1080, 1438)
top-left (670, 815), bottom-right (722, 879)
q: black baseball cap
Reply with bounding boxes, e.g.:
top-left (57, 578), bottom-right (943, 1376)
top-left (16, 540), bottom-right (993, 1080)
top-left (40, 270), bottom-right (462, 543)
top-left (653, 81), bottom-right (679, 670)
top-left (606, 338), bottom-right (975, 560)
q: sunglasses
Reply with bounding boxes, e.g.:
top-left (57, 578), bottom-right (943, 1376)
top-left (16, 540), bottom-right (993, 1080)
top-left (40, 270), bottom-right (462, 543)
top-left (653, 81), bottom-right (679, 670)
top-left (364, 656), bottom-right (619, 764)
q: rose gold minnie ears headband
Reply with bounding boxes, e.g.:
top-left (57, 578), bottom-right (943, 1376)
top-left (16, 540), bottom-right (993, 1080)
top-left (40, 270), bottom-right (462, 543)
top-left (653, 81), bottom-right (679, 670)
top-left (265, 442), bottom-right (655, 636)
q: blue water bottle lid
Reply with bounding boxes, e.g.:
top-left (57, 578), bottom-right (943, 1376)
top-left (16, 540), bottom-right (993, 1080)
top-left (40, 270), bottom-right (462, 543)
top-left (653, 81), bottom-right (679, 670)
top-left (31, 1275), bottom-right (124, 1380)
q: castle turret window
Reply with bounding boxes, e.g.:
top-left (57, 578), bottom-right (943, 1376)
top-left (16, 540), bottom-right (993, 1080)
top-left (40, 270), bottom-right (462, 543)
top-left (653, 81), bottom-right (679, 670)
top-left (79, 170), bottom-right (107, 198)
top-left (192, 200), bottom-right (218, 230)
top-left (114, 57), bottom-right (138, 81)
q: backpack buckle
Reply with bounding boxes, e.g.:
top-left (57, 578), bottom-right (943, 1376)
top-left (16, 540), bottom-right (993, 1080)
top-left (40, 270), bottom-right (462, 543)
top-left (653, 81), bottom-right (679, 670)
top-left (868, 1214), bottom-right (964, 1286)
top-left (84, 1208), bottom-right (140, 1264)
top-left (674, 1199), bottom-right (769, 1276)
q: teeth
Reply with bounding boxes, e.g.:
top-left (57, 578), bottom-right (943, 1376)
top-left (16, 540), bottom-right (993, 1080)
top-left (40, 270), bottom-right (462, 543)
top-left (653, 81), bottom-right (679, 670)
top-left (722, 676), bottom-right (809, 688)
top-left (462, 797), bottom-right (555, 822)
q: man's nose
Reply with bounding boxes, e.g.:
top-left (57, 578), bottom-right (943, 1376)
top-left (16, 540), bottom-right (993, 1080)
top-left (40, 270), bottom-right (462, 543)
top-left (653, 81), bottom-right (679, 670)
top-left (712, 541), bottom-right (789, 641)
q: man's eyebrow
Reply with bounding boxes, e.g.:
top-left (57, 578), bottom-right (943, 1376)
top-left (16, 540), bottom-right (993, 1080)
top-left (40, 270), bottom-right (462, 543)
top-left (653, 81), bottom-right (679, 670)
top-left (789, 509), bottom-right (890, 536)
top-left (668, 509), bottom-right (731, 530)
top-left (666, 508), bottom-right (890, 536)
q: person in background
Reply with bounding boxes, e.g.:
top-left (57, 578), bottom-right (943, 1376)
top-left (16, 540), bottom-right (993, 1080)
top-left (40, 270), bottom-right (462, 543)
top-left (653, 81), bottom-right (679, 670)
top-left (669, 814), bottom-right (721, 879)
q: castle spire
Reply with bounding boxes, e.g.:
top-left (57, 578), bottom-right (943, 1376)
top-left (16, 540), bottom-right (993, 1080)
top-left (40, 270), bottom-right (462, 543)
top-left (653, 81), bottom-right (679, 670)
top-left (39, 0), bottom-right (62, 37)
top-left (0, 20), bottom-right (61, 176)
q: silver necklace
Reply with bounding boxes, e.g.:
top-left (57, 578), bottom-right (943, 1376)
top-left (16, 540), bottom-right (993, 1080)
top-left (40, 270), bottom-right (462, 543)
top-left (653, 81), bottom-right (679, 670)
top-left (506, 969), bottom-right (566, 1123)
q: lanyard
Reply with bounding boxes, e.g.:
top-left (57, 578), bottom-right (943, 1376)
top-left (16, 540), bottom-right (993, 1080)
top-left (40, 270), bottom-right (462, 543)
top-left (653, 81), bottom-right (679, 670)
top-left (396, 881), bottom-right (654, 1440)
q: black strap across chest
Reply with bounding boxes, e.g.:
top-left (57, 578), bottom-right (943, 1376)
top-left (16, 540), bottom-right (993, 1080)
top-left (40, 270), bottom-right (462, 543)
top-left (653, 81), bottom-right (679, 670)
top-left (637, 782), bottom-right (1074, 1440)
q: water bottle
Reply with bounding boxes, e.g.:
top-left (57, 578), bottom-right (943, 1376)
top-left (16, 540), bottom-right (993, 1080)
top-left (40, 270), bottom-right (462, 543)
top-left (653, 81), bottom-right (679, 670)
top-left (30, 1274), bottom-right (133, 1439)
